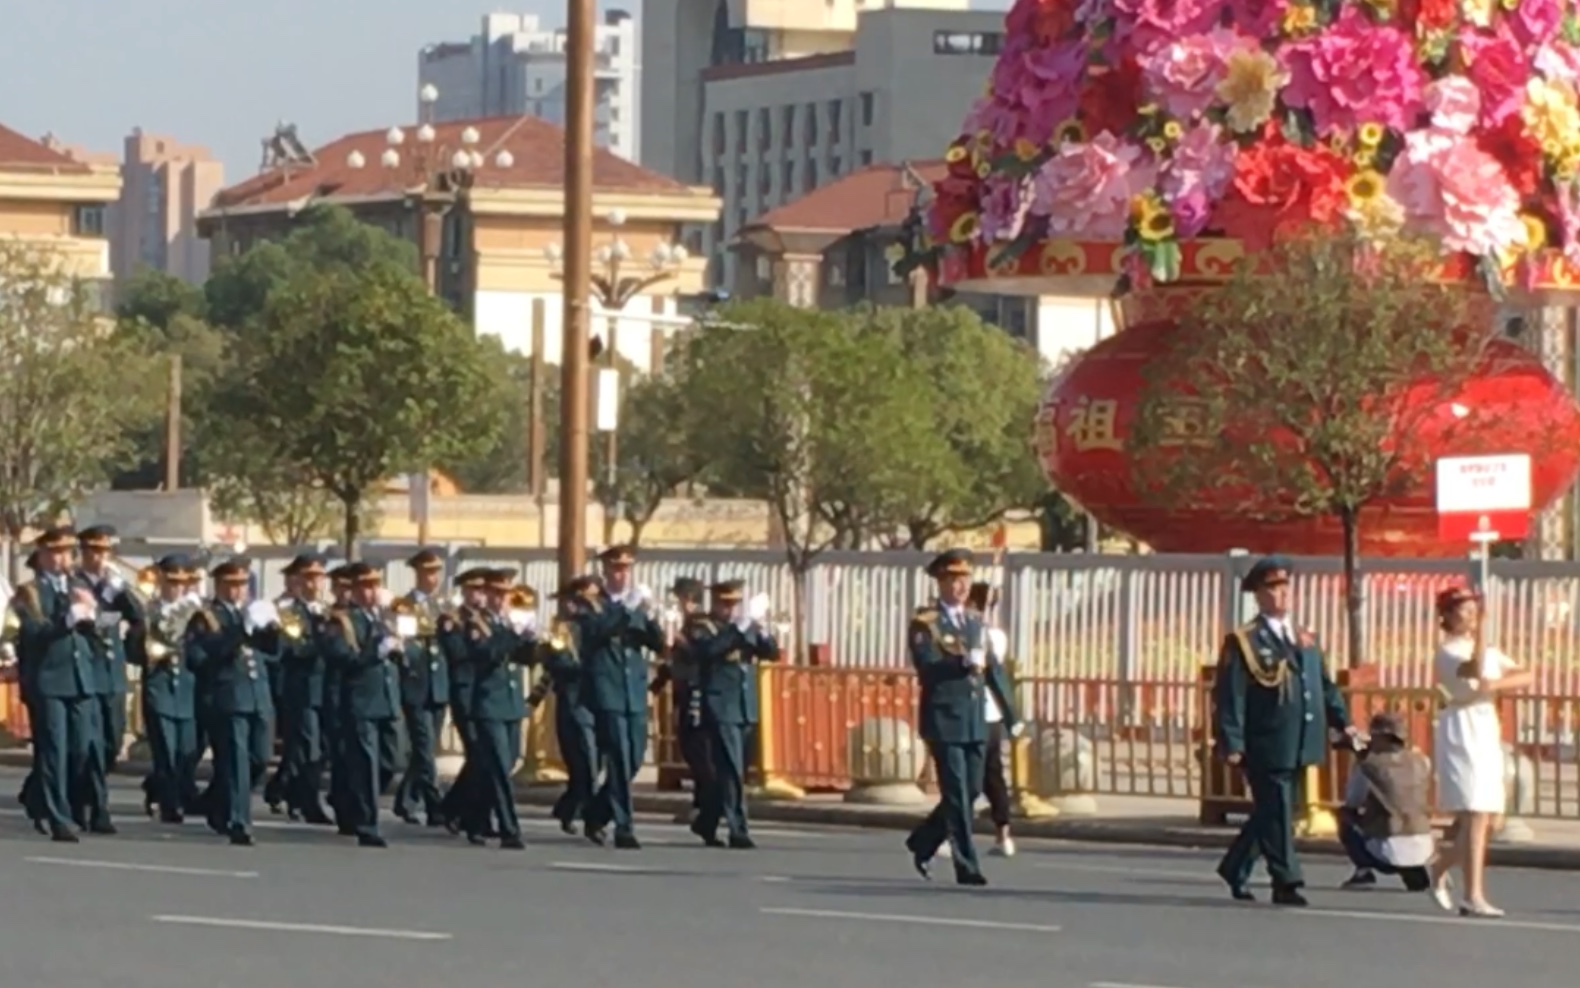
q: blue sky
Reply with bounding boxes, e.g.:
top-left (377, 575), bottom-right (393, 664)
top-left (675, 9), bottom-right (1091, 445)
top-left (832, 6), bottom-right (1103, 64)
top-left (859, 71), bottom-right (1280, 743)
top-left (1, 1), bottom-right (591, 179)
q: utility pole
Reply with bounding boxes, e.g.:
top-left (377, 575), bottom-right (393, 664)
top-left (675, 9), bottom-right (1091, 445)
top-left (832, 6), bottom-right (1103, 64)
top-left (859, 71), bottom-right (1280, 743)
top-left (164, 354), bottom-right (182, 491)
top-left (558, 0), bottom-right (596, 588)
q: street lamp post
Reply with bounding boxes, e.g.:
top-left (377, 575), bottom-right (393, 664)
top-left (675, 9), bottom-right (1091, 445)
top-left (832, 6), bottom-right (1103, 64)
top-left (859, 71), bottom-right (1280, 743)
top-left (347, 84), bottom-right (515, 549)
top-left (544, 211), bottom-right (687, 538)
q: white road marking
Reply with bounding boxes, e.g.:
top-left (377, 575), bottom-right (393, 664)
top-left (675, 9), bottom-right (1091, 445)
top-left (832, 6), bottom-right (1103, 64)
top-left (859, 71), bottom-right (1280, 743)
top-left (1028, 861), bottom-right (1210, 882)
top-left (547, 861), bottom-right (654, 873)
top-left (759, 875), bottom-right (793, 883)
top-left (149, 915), bottom-right (451, 941)
top-left (1091, 981), bottom-right (1196, 988)
top-left (761, 907), bottom-right (1061, 933)
top-left (1301, 907), bottom-right (1580, 934)
top-left (27, 857), bottom-right (257, 879)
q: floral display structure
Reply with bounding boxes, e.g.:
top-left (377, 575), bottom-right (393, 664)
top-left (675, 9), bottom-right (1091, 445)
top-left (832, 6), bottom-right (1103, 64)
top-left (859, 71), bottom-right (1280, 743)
top-left (922, 0), bottom-right (1580, 299)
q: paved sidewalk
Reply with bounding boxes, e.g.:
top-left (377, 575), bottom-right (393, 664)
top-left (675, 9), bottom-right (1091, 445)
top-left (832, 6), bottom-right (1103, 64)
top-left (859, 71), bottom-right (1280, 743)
top-left (7, 746), bottom-right (1577, 870)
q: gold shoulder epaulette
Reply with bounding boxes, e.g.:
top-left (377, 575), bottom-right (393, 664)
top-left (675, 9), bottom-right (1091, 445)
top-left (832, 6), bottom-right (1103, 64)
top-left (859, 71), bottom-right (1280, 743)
top-left (188, 608), bottom-right (217, 633)
top-left (14, 583), bottom-right (40, 619)
top-left (913, 605), bottom-right (939, 621)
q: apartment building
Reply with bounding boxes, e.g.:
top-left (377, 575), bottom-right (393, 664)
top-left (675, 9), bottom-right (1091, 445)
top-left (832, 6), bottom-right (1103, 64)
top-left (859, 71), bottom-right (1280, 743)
top-left (420, 11), bottom-right (641, 161)
top-left (0, 122), bottom-right (121, 296)
top-left (114, 130), bottom-right (224, 285)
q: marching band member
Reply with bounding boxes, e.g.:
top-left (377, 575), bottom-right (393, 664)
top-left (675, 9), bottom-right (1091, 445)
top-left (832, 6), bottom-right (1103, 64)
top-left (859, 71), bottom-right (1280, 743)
top-left (322, 563), bottom-right (356, 834)
top-left (438, 566), bottom-right (492, 839)
top-left (531, 575), bottom-right (602, 835)
top-left (685, 579), bottom-right (779, 849)
top-left (268, 553), bottom-right (333, 824)
top-left (130, 554), bottom-right (202, 823)
top-left (183, 559), bottom-right (282, 846)
top-left (74, 525), bottom-right (143, 799)
top-left (13, 527), bottom-right (102, 842)
top-left (443, 567), bottom-right (537, 849)
top-left (393, 547), bottom-right (451, 827)
top-left (649, 576), bottom-right (709, 824)
top-left (904, 549), bottom-right (1014, 886)
top-left (319, 562), bottom-right (403, 848)
top-left (578, 545), bottom-right (665, 849)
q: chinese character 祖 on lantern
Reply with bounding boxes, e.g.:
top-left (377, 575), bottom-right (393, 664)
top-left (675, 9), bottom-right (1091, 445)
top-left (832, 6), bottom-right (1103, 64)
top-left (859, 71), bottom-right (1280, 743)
top-left (1065, 397), bottom-right (1123, 452)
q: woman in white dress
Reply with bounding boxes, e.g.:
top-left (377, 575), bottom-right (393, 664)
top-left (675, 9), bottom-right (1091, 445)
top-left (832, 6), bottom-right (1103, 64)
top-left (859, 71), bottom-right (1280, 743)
top-left (1427, 586), bottom-right (1532, 918)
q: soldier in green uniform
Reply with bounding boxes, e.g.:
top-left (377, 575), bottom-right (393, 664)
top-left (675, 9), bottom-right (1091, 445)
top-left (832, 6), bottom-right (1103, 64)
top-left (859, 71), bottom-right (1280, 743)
top-left (530, 575), bottom-right (602, 835)
top-left (443, 567), bottom-right (536, 849)
top-left (438, 566), bottom-right (492, 838)
top-left (183, 559), bottom-right (282, 846)
top-left (267, 553), bottom-right (333, 824)
top-left (393, 547), bottom-right (452, 826)
top-left (685, 579), bottom-right (780, 849)
top-left (903, 548), bottom-right (1016, 886)
top-left (13, 527), bottom-right (100, 842)
top-left (128, 554), bottom-right (201, 823)
top-left (648, 576), bottom-right (708, 824)
top-left (74, 524), bottom-right (144, 830)
top-left (322, 564), bottom-right (355, 834)
top-left (578, 545), bottom-right (665, 849)
top-left (1214, 555), bottom-right (1356, 907)
top-left (319, 562), bottom-right (403, 848)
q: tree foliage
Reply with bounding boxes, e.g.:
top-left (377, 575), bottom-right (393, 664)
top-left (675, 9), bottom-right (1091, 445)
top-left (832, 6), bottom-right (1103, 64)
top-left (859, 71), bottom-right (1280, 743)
top-left (0, 241), bottom-right (161, 561)
top-left (596, 373), bottom-right (711, 545)
top-left (203, 206), bottom-right (508, 554)
top-left (1128, 230), bottom-right (1498, 665)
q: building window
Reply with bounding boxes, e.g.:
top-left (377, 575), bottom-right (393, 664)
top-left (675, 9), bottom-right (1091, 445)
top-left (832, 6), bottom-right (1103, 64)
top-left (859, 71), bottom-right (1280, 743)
top-left (861, 92), bottom-right (876, 126)
top-left (827, 100), bottom-right (842, 144)
top-left (713, 166), bottom-right (726, 194)
top-left (782, 160), bottom-right (795, 191)
top-left (804, 103), bottom-right (818, 146)
top-left (860, 149), bottom-right (874, 166)
top-left (72, 204), bottom-right (107, 238)
top-left (933, 31), bottom-right (1004, 55)
top-left (712, 112), bottom-right (725, 155)
top-left (737, 164), bottom-right (749, 191)
top-left (755, 255), bottom-right (772, 282)
top-left (806, 158), bottom-right (819, 190)
top-left (758, 107), bottom-right (772, 149)
top-left (831, 155), bottom-right (843, 176)
top-left (735, 110), bottom-right (748, 153)
top-left (781, 105), bottom-right (796, 145)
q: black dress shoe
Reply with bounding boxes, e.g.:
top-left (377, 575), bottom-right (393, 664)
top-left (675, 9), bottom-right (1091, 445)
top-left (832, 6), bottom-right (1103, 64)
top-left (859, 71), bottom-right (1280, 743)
top-left (303, 809), bottom-right (334, 826)
top-left (728, 835), bottom-right (757, 850)
top-left (585, 827), bottom-right (608, 847)
top-left (357, 834), bottom-right (388, 848)
top-left (88, 821), bottom-right (117, 836)
top-left (159, 812), bottom-right (185, 824)
top-left (395, 809), bottom-right (420, 825)
top-left (1272, 887), bottom-right (1309, 907)
top-left (32, 819), bottom-right (47, 836)
top-left (613, 833), bottom-right (642, 850)
top-left (228, 830), bottom-right (254, 847)
top-left (467, 833), bottom-right (488, 846)
top-left (912, 854), bottom-right (932, 880)
top-left (499, 835), bottom-right (526, 850)
top-left (559, 820), bottom-right (578, 836)
top-left (955, 872), bottom-right (988, 887)
top-left (143, 795), bottom-right (155, 819)
top-left (1229, 884), bottom-right (1256, 902)
top-left (50, 827), bottom-right (79, 843)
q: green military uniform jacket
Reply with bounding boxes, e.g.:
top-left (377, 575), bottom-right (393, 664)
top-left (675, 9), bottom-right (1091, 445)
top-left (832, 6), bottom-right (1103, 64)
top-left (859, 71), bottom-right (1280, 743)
top-left (530, 620), bottom-right (595, 728)
top-left (127, 598), bottom-right (196, 720)
top-left (182, 602), bottom-right (280, 716)
top-left (572, 598), bottom-right (664, 715)
top-left (685, 616), bottom-right (779, 726)
top-left (1214, 616), bottom-right (1349, 771)
top-left (277, 597), bottom-right (327, 711)
top-left (320, 608), bottom-right (401, 722)
top-left (12, 580), bottom-right (97, 701)
top-left (74, 569), bottom-right (142, 699)
top-left (908, 604), bottom-right (1017, 745)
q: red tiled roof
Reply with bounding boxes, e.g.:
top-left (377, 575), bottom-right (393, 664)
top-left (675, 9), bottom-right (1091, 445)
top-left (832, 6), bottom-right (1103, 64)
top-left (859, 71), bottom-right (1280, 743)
top-left (212, 115), bottom-right (689, 210)
top-left (0, 122), bottom-right (91, 174)
top-left (749, 161), bottom-right (946, 234)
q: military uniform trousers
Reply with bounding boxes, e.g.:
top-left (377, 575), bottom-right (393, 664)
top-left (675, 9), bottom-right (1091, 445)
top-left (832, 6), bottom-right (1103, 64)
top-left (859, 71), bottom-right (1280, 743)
top-left (695, 720), bottom-right (751, 840)
top-left (342, 717), bottom-right (399, 839)
top-left (394, 705), bottom-right (446, 822)
top-left (906, 741), bottom-right (987, 878)
top-left (281, 706), bottom-right (329, 818)
top-left (144, 711), bottom-right (197, 821)
top-left (210, 711), bottom-right (271, 835)
top-left (674, 690), bottom-right (713, 813)
top-left (1217, 766), bottom-right (1304, 890)
top-left (96, 690), bottom-right (127, 774)
top-left (551, 706), bottom-right (599, 826)
top-left (471, 717), bottom-right (523, 839)
top-left (586, 710), bottom-right (648, 837)
top-left (440, 713), bottom-right (483, 831)
top-left (30, 695), bottom-right (102, 832)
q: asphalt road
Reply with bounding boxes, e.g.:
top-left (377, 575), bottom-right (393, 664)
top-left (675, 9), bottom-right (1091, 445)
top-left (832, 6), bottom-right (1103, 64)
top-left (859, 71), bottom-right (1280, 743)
top-left (0, 769), bottom-right (1577, 988)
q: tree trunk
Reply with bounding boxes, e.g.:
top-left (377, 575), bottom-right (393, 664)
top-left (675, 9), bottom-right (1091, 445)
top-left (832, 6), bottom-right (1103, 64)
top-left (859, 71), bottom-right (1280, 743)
top-left (341, 494), bottom-right (361, 561)
top-left (1340, 506), bottom-right (1364, 668)
top-left (628, 516), bottom-right (648, 547)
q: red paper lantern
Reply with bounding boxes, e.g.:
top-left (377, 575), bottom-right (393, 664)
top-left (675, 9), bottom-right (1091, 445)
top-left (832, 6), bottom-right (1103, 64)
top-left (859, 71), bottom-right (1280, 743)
top-left (1035, 320), bottom-right (1580, 557)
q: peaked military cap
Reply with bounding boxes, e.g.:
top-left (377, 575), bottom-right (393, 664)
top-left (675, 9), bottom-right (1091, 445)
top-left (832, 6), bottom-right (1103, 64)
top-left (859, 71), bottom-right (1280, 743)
top-left (156, 553), bottom-right (198, 582)
top-left (211, 559), bottom-right (251, 583)
top-left (926, 548), bottom-right (974, 579)
top-left (406, 547), bottom-right (445, 571)
top-left (34, 526), bottom-right (75, 550)
top-left (454, 567), bottom-right (492, 588)
top-left (483, 567), bottom-right (517, 589)
top-left (1241, 555), bottom-right (1294, 592)
top-left (709, 579), bottom-right (746, 602)
top-left (553, 575), bottom-right (602, 599)
top-left (597, 544), bottom-right (636, 566)
top-left (283, 552), bottom-right (327, 577)
top-left (342, 562), bottom-right (381, 585)
top-left (670, 576), bottom-right (706, 602)
top-left (327, 563), bottom-right (354, 586)
top-left (77, 525), bottom-right (117, 550)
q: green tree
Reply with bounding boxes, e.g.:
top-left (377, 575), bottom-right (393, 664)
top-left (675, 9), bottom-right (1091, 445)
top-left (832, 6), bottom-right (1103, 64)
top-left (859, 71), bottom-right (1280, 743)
top-left (853, 304), bottom-right (1049, 548)
top-left (595, 373), bottom-right (712, 545)
top-left (0, 242), bottom-right (161, 574)
top-left (205, 214), bottom-right (507, 555)
top-left (1128, 230), bottom-right (1497, 666)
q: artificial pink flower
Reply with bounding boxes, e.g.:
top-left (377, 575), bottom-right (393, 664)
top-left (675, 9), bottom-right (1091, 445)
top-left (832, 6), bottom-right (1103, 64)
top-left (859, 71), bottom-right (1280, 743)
top-left (981, 41), bottom-right (1087, 146)
top-left (1112, 0), bottom-right (1219, 55)
top-left (1161, 124), bottom-right (1236, 236)
top-left (1282, 7), bottom-right (1426, 135)
top-left (979, 175), bottom-right (1033, 242)
top-left (1508, 0), bottom-right (1563, 51)
top-left (1141, 30), bottom-right (1239, 121)
top-left (1535, 41), bottom-right (1580, 88)
top-left (1224, 0), bottom-right (1287, 40)
top-left (1032, 133), bottom-right (1158, 238)
top-left (1461, 25), bottom-right (1533, 126)
top-left (1424, 76), bottom-right (1482, 134)
top-left (1388, 130), bottom-right (1526, 255)
top-left (1554, 178), bottom-right (1580, 264)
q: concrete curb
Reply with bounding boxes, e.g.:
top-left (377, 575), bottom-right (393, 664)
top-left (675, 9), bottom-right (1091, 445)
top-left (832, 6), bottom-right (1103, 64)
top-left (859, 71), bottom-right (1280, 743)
top-left (9, 750), bottom-right (1578, 871)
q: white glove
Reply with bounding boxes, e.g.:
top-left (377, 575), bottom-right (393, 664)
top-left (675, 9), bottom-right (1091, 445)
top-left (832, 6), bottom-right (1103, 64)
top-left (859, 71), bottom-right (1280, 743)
top-left (103, 574), bottom-right (124, 600)
top-left (985, 627), bottom-right (1008, 661)
top-left (378, 636), bottom-right (403, 658)
top-left (244, 600), bottom-right (279, 632)
top-left (95, 611), bottom-right (121, 632)
top-left (395, 614), bottom-right (419, 638)
top-left (966, 648), bottom-right (987, 669)
top-left (374, 587), bottom-right (394, 609)
top-left (633, 584), bottom-right (654, 609)
top-left (508, 608), bottom-right (537, 634)
top-left (69, 602), bottom-right (96, 625)
top-left (184, 590), bottom-right (203, 607)
top-left (308, 600), bottom-right (325, 617)
top-left (746, 592), bottom-right (770, 624)
top-left (1009, 722), bottom-right (1026, 739)
top-left (661, 605), bottom-right (682, 629)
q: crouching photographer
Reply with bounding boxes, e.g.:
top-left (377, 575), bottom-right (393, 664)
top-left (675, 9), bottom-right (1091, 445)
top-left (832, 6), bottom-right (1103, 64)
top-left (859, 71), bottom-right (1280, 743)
top-left (1339, 712), bottom-right (1438, 895)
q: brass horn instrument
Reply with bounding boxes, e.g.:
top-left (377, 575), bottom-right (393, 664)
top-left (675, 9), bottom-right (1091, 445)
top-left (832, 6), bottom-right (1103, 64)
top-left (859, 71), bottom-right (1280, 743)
top-left (146, 593), bottom-right (204, 666)
top-left (505, 586), bottom-right (538, 612)
top-left (276, 593), bottom-right (307, 641)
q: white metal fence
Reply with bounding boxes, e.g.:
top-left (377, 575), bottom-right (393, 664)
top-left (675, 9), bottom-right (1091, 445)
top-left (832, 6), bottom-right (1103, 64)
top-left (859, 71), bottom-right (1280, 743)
top-left (102, 542), bottom-right (1580, 692)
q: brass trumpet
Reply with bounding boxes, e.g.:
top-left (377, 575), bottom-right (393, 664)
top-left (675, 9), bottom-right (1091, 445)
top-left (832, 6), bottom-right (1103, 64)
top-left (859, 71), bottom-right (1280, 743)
top-left (505, 586), bottom-right (538, 611)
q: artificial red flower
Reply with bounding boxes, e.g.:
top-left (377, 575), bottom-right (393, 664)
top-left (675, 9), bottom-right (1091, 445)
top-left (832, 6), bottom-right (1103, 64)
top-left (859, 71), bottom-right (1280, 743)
top-left (1078, 57), bottom-right (1143, 137)
top-left (1476, 115), bottom-right (1545, 199)
top-left (1414, 0), bottom-right (1457, 30)
top-left (1214, 131), bottom-right (1350, 249)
